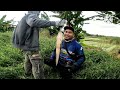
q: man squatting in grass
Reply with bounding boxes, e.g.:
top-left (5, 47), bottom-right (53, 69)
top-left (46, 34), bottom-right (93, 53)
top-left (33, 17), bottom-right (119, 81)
top-left (12, 11), bottom-right (66, 79)
top-left (44, 25), bottom-right (85, 79)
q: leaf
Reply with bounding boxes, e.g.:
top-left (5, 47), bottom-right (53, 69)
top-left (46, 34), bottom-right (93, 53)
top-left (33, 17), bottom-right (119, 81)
top-left (0, 15), bottom-right (6, 23)
top-left (41, 11), bottom-right (50, 20)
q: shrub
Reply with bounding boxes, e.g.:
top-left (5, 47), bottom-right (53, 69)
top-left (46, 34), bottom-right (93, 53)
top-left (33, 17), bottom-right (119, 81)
top-left (0, 64), bottom-right (24, 79)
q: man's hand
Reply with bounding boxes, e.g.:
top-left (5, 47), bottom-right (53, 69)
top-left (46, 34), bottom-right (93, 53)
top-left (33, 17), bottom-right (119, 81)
top-left (55, 19), bottom-right (66, 26)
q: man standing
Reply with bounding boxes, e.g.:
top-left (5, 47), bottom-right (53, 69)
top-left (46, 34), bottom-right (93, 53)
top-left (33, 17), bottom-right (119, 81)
top-left (12, 11), bottom-right (66, 79)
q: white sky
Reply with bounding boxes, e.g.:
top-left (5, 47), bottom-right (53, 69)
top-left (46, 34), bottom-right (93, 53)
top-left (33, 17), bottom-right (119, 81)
top-left (0, 11), bottom-right (120, 37)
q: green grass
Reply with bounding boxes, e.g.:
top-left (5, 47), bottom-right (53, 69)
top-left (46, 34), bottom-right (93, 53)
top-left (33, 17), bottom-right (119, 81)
top-left (93, 36), bottom-right (120, 45)
top-left (83, 36), bottom-right (120, 57)
top-left (0, 30), bottom-right (120, 79)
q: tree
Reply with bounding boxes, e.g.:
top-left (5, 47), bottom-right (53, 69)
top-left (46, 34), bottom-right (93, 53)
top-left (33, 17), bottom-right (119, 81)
top-left (96, 11), bottom-right (120, 24)
top-left (51, 11), bottom-right (103, 41)
top-left (51, 11), bottom-right (120, 41)
top-left (0, 15), bottom-right (15, 32)
top-left (41, 11), bottom-right (50, 21)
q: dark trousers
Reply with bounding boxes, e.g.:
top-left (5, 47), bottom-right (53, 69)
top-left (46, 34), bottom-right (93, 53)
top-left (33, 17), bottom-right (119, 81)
top-left (44, 59), bottom-right (73, 79)
top-left (57, 64), bottom-right (73, 79)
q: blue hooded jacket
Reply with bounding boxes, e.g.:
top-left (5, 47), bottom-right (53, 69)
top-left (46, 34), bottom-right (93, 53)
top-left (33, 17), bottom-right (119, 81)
top-left (50, 39), bottom-right (85, 68)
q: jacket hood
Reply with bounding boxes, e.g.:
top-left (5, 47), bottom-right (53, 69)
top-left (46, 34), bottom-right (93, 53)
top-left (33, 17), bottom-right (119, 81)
top-left (28, 11), bottom-right (40, 15)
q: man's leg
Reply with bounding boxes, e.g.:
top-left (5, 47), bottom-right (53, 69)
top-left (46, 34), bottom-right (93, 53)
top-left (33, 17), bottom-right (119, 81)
top-left (57, 65), bottom-right (73, 79)
top-left (24, 51), bottom-right (32, 76)
top-left (30, 52), bottom-right (45, 79)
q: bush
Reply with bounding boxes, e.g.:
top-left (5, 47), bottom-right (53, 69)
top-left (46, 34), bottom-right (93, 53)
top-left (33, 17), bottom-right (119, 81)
top-left (76, 58), bottom-right (120, 79)
top-left (0, 64), bottom-right (24, 79)
top-left (39, 29), bottom-right (56, 60)
top-left (0, 15), bottom-right (15, 32)
top-left (74, 49), bottom-right (120, 79)
top-left (84, 49), bottom-right (114, 63)
top-left (0, 32), bottom-right (23, 67)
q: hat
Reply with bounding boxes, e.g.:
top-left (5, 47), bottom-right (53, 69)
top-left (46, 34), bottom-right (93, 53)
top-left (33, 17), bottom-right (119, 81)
top-left (64, 26), bottom-right (74, 32)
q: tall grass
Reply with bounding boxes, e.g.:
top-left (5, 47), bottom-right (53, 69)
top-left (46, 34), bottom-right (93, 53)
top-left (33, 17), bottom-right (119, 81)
top-left (100, 36), bottom-right (120, 45)
top-left (0, 30), bottom-right (120, 79)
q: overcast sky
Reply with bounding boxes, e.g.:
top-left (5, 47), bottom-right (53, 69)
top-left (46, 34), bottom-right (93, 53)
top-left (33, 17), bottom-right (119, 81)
top-left (0, 11), bottom-right (120, 37)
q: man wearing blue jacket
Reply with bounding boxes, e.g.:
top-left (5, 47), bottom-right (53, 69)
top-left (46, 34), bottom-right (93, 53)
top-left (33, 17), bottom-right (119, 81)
top-left (44, 25), bottom-right (85, 79)
top-left (12, 11), bottom-right (66, 79)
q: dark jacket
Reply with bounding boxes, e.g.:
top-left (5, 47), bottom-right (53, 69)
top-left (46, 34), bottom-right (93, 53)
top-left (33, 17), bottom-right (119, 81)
top-left (50, 39), bottom-right (85, 68)
top-left (12, 11), bottom-right (56, 51)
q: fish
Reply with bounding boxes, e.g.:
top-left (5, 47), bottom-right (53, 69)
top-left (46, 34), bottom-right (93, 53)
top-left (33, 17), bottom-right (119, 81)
top-left (56, 31), bottom-right (63, 66)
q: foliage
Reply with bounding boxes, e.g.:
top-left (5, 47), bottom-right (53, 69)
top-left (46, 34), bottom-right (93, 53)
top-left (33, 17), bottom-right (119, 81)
top-left (51, 11), bottom-right (86, 41)
top-left (96, 11), bottom-right (120, 24)
top-left (51, 11), bottom-right (112, 41)
top-left (98, 36), bottom-right (120, 45)
top-left (40, 11), bottom-right (58, 36)
top-left (0, 31), bottom-right (120, 79)
top-left (0, 32), bottom-right (23, 67)
top-left (0, 15), bottom-right (15, 32)
top-left (50, 11), bottom-right (120, 41)
top-left (74, 46), bottom-right (120, 79)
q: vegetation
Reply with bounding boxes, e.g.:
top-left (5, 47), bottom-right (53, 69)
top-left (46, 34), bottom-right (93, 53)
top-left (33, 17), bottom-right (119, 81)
top-left (0, 15), bottom-right (15, 32)
top-left (0, 30), bottom-right (120, 79)
top-left (0, 11), bottom-right (120, 79)
top-left (50, 11), bottom-right (120, 41)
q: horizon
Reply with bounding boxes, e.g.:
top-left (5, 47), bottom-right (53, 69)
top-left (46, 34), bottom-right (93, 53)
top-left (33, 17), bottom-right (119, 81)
top-left (0, 11), bottom-right (120, 37)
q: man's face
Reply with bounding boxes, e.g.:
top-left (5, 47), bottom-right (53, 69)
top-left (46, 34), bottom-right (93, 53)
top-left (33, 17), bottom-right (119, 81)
top-left (64, 29), bottom-right (74, 40)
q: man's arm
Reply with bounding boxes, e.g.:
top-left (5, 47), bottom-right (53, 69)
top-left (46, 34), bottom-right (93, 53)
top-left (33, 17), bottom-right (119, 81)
top-left (26, 14), bottom-right (56, 28)
top-left (26, 14), bottom-right (66, 28)
top-left (70, 45), bottom-right (85, 72)
top-left (74, 45), bottom-right (85, 67)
